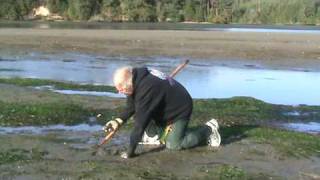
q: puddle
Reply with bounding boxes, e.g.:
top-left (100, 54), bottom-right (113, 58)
top-left (0, 124), bottom-right (103, 135)
top-left (1, 121), bottom-right (319, 136)
top-left (34, 85), bottom-right (125, 98)
top-left (224, 28), bottom-right (320, 34)
top-left (279, 122), bottom-right (320, 134)
top-left (0, 68), bottom-right (23, 72)
top-left (283, 111), bottom-right (301, 116)
top-left (1, 53), bottom-right (320, 105)
top-left (52, 89), bottom-right (125, 98)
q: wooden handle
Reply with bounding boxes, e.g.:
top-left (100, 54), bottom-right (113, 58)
top-left (97, 128), bottom-right (118, 147)
top-left (169, 59), bottom-right (189, 78)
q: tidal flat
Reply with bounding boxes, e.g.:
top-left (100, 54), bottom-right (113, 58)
top-left (1, 28), bottom-right (320, 71)
top-left (0, 80), bottom-right (319, 179)
top-left (1, 27), bottom-right (320, 179)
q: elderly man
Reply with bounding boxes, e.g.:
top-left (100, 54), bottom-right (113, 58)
top-left (104, 66), bottom-right (221, 158)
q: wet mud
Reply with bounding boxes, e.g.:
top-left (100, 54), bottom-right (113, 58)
top-left (1, 28), bottom-right (320, 179)
top-left (1, 129), bottom-right (319, 180)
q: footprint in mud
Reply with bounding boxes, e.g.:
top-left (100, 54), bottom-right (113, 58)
top-left (91, 145), bottom-right (125, 157)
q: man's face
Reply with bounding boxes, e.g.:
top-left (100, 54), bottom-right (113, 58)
top-left (115, 84), bottom-right (133, 96)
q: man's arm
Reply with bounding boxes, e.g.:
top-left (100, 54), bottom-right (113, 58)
top-left (127, 84), bottom-right (162, 157)
top-left (119, 95), bottom-right (135, 123)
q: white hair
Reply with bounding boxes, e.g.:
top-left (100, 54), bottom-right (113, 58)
top-left (113, 66), bottom-right (133, 89)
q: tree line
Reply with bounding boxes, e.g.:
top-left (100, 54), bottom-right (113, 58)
top-left (0, 0), bottom-right (320, 24)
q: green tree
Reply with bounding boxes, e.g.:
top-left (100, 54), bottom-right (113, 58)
top-left (0, 0), bottom-right (38, 20)
top-left (78, 0), bottom-right (97, 20)
top-left (102, 0), bottom-right (121, 21)
top-left (67, 0), bottom-right (79, 19)
top-left (17, 0), bottom-right (36, 15)
top-left (67, 0), bottom-right (99, 20)
top-left (184, 0), bottom-right (197, 21)
top-left (4, 1), bottom-right (22, 20)
top-left (158, 0), bottom-right (185, 22)
top-left (122, 0), bottom-right (157, 22)
top-left (47, 0), bottom-right (69, 14)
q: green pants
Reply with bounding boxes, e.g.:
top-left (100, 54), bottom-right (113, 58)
top-left (145, 119), bottom-right (211, 150)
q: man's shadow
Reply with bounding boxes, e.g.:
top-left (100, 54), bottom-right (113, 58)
top-left (220, 125), bottom-right (258, 145)
top-left (136, 144), bottom-right (166, 156)
top-left (136, 125), bottom-right (258, 156)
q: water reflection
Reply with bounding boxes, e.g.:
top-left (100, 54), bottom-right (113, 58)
top-left (0, 124), bottom-right (102, 134)
top-left (280, 122), bottom-right (320, 134)
top-left (1, 21), bottom-right (320, 33)
top-left (1, 53), bottom-right (320, 105)
top-left (0, 122), bottom-right (318, 135)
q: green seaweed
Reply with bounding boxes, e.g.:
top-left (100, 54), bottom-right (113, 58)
top-left (0, 77), bottom-right (117, 92)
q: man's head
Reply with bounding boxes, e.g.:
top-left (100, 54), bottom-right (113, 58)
top-left (113, 66), bottom-right (133, 95)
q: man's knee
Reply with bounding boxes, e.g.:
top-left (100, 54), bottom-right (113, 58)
top-left (165, 141), bottom-right (183, 150)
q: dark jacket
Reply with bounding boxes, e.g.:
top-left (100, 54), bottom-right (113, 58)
top-left (119, 67), bottom-right (193, 156)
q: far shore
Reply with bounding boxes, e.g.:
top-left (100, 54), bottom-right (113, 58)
top-left (1, 28), bottom-right (320, 70)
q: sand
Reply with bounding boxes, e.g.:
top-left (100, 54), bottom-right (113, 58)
top-left (0, 28), bottom-right (320, 70)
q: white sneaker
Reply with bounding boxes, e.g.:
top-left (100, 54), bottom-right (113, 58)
top-left (205, 119), bottom-right (221, 147)
top-left (139, 131), bottom-right (161, 145)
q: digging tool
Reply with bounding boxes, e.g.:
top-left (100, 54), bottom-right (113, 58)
top-left (170, 59), bottom-right (189, 77)
top-left (93, 59), bottom-right (190, 153)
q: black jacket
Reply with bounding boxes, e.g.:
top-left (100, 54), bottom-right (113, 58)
top-left (119, 67), bottom-right (193, 156)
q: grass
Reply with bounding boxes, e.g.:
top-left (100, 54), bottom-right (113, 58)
top-left (1, 77), bottom-right (319, 126)
top-left (0, 101), bottom-right (121, 126)
top-left (192, 97), bottom-right (282, 126)
top-left (0, 148), bottom-right (47, 165)
top-left (0, 77), bottom-right (117, 92)
top-left (1, 93), bottom-right (320, 127)
top-left (192, 97), bottom-right (320, 126)
top-left (0, 78), bottom-right (319, 159)
top-left (214, 165), bottom-right (247, 180)
top-left (198, 164), bottom-right (281, 180)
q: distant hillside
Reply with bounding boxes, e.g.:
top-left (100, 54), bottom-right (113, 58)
top-left (0, 0), bottom-right (319, 25)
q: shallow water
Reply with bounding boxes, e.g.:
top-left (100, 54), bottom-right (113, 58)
top-left (0, 124), bottom-right (102, 134)
top-left (0, 122), bottom-right (318, 135)
top-left (223, 28), bottom-right (320, 34)
top-left (1, 53), bottom-right (320, 105)
top-left (1, 21), bottom-right (320, 34)
top-left (280, 122), bottom-right (320, 134)
top-left (35, 85), bottom-right (125, 98)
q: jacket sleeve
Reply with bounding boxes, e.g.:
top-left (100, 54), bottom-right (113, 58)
top-left (127, 84), bottom-right (162, 156)
top-left (119, 95), bottom-right (135, 123)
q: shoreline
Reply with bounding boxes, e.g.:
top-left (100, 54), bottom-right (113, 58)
top-left (1, 28), bottom-right (320, 71)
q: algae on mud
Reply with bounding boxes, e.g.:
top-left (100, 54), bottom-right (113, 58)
top-left (1, 78), bottom-right (320, 179)
top-left (221, 126), bottom-right (320, 158)
top-left (1, 78), bottom-right (320, 126)
top-left (0, 77), bottom-right (117, 92)
top-left (0, 129), bottom-right (319, 179)
top-left (193, 97), bottom-right (320, 126)
top-left (0, 100), bottom-right (121, 126)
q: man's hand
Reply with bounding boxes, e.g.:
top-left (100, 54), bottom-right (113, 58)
top-left (120, 152), bottom-right (129, 159)
top-left (102, 118), bottom-right (123, 132)
top-left (120, 151), bottom-right (135, 159)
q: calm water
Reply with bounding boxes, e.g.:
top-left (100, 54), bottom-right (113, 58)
top-left (280, 122), bottom-right (320, 134)
top-left (0, 124), bottom-right (102, 134)
top-left (1, 21), bottom-right (320, 33)
top-left (1, 52), bottom-right (320, 105)
top-left (0, 122), bottom-right (319, 135)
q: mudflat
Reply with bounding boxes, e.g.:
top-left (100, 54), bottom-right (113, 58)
top-left (1, 28), bottom-right (320, 179)
top-left (0, 28), bottom-right (320, 70)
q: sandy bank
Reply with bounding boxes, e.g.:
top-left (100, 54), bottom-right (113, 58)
top-left (1, 28), bottom-right (320, 70)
